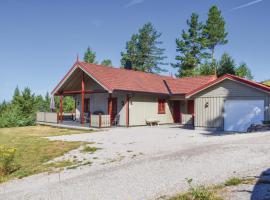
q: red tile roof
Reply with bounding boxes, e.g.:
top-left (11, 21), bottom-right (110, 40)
top-left (77, 62), bottom-right (217, 95)
top-left (186, 74), bottom-right (270, 97)
top-left (57, 62), bottom-right (270, 96)
top-left (79, 62), bottom-right (173, 94)
top-left (165, 75), bottom-right (216, 94)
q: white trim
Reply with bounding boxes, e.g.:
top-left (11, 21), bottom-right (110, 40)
top-left (51, 65), bottom-right (78, 95)
top-left (52, 64), bottom-right (111, 95)
top-left (78, 65), bottom-right (111, 92)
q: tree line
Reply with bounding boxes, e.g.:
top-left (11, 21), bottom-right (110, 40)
top-left (85, 5), bottom-right (253, 79)
top-left (0, 87), bottom-right (74, 128)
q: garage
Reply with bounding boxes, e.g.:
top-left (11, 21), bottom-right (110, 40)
top-left (224, 100), bottom-right (264, 132)
top-left (187, 74), bottom-right (270, 132)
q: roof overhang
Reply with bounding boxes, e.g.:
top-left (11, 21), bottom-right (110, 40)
top-left (51, 61), bottom-right (110, 95)
top-left (186, 74), bottom-right (270, 98)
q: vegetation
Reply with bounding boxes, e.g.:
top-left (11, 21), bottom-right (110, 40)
top-left (84, 47), bottom-right (97, 64)
top-left (224, 177), bottom-right (242, 186)
top-left (81, 145), bottom-right (99, 153)
top-left (121, 22), bottom-right (167, 73)
top-left (168, 176), bottom-right (256, 200)
top-left (0, 146), bottom-right (17, 176)
top-left (203, 5), bottom-right (228, 63)
top-left (169, 178), bottom-right (223, 200)
top-left (0, 126), bottom-right (88, 183)
top-left (173, 5), bottom-right (253, 78)
top-left (0, 87), bottom-right (75, 128)
top-left (174, 13), bottom-right (208, 77)
top-left (101, 59), bottom-right (112, 66)
top-left (262, 80), bottom-right (270, 86)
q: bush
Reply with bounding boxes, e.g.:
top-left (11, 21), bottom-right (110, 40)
top-left (224, 177), bottom-right (242, 186)
top-left (170, 178), bottom-right (223, 200)
top-left (0, 146), bottom-right (17, 175)
top-left (81, 146), bottom-right (99, 153)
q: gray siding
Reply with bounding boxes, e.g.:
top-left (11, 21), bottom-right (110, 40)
top-left (194, 79), bottom-right (270, 130)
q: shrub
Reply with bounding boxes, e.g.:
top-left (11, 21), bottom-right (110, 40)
top-left (224, 177), bottom-right (242, 186)
top-left (82, 146), bottom-right (99, 153)
top-left (0, 145), bottom-right (17, 175)
top-left (170, 178), bottom-right (223, 200)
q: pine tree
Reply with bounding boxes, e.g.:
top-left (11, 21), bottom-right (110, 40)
top-left (121, 34), bottom-right (139, 70)
top-left (121, 23), bottom-right (167, 73)
top-left (217, 53), bottom-right (236, 77)
top-left (236, 62), bottom-right (253, 80)
top-left (174, 13), bottom-right (208, 77)
top-left (12, 86), bottom-right (20, 104)
top-left (101, 59), bottom-right (112, 66)
top-left (84, 47), bottom-right (97, 64)
top-left (203, 5), bottom-right (228, 63)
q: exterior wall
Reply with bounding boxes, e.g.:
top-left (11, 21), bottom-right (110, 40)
top-left (129, 93), bottom-right (173, 126)
top-left (74, 92), bottom-right (126, 126)
top-left (194, 79), bottom-right (270, 130)
top-left (75, 93), bottom-right (109, 122)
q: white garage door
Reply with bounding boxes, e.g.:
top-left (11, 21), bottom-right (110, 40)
top-left (224, 100), bottom-right (264, 132)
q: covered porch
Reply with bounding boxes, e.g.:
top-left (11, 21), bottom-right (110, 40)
top-left (38, 65), bottom-right (130, 128)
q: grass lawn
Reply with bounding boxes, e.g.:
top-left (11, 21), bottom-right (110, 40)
top-left (0, 125), bottom-right (90, 183)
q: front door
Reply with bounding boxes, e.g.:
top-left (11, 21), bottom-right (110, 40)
top-left (108, 97), bottom-right (118, 125)
top-left (173, 101), bottom-right (181, 123)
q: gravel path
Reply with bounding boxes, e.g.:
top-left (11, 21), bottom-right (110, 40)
top-left (1, 126), bottom-right (270, 200)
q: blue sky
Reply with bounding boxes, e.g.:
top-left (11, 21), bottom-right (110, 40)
top-left (0, 0), bottom-right (269, 102)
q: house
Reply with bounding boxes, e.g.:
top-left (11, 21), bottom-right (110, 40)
top-left (50, 60), bottom-right (270, 132)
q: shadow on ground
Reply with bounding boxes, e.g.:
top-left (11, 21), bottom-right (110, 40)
top-left (251, 168), bottom-right (270, 200)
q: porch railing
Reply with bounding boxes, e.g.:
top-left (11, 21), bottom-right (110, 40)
top-left (182, 114), bottom-right (194, 125)
top-left (36, 112), bottom-right (58, 123)
top-left (90, 114), bottom-right (110, 128)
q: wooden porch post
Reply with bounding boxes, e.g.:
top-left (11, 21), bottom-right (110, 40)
top-left (108, 94), bottom-right (112, 126)
top-left (81, 72), bottom-right (85, 124)
top-left (126, 94), bottom-right (129, 127)
top-left (60, 95), bottom-right (63, 122)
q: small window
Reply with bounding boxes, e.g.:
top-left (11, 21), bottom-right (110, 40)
top-left (158, 99), bottom-right (166, 114)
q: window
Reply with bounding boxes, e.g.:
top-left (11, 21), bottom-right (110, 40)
top-left (158, 99), bottom-right (166, 114)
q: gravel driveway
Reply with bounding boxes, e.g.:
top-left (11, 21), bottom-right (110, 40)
top-left (1, 125), bottom-right (270, 200)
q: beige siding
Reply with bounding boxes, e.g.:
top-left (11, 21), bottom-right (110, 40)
top-left (129, 94), bottom-right (173, 126)
top-left (197, 79), bottom-right (267, 97)
top-left (113, 92), bottom-right (126, 126)
top-left (75, 92), bottom-right (126, 126)
top-left (194, 79), bottom-right (270, 130)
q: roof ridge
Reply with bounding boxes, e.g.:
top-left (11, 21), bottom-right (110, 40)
top-left (79, 61), bottom-right (174, 80)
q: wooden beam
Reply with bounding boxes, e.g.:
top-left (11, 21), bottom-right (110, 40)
top-left (54, 89), bottom-right (107, 96)
top-left (60, 95), bottom-right (63, 122)
top-left (81, 72), bottom-right (85, 124)
top-left (108, 94), bottom-right (112, 126)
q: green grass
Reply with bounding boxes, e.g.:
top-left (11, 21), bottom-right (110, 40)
top-left (0, 126), bottom-right (90, 183)
top-left (81, 145), bottom-right (100, 153)
top-left (169, 186), bottom-right (223, 200)
top-left (224, 177), bottom-right (243, 186)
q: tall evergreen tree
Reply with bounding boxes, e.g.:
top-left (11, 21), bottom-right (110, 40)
top-left (217, 53), bottom-right (236, 77)
top-left (121, 23), bottom-right (167, 73)
top-left (203, 5), bottom-right (228, 63)
top-left (101, 59), bottom-right (112, 66)
top-left (84, 47), bottom-right (97, 64)
top-left (121, 34), bottom-right (139, 70)
top-left (12, 86), bottom-right (20, 104)
top-left (174, 13), bottom-right (208, 77)
top-left (236, 62), bottom-right (253, 80)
